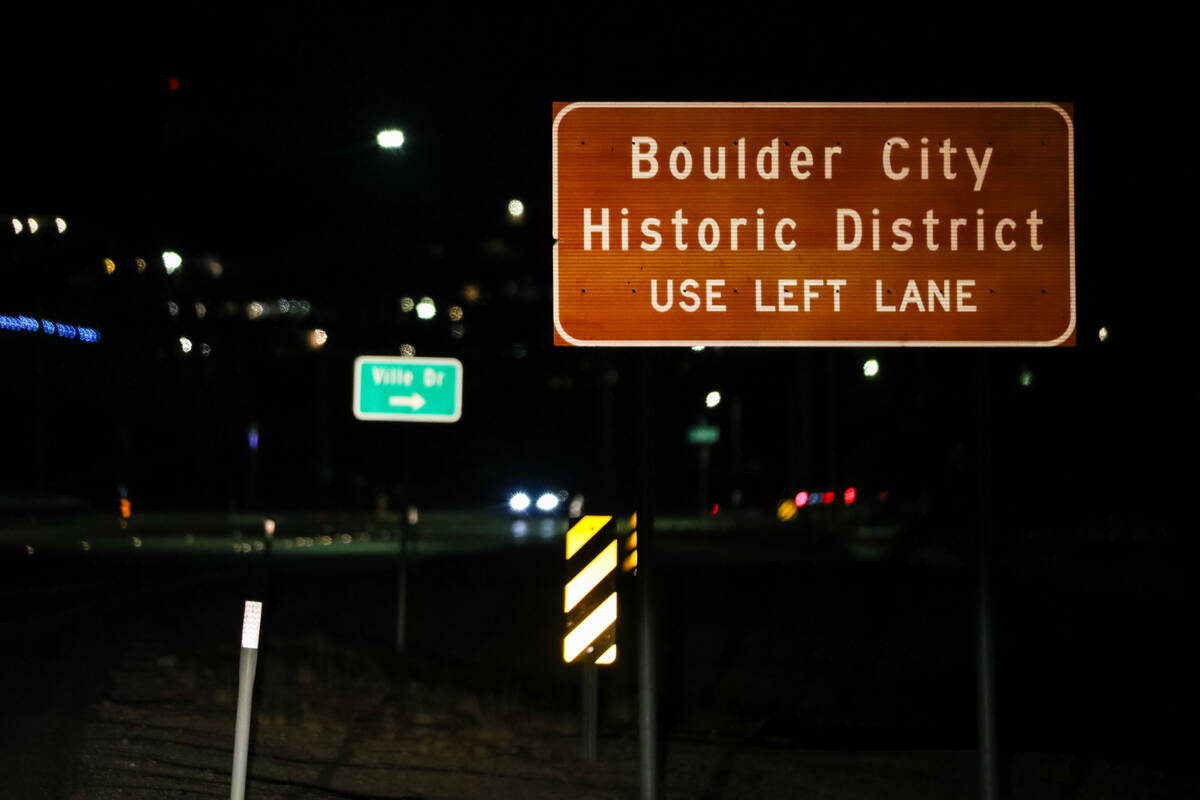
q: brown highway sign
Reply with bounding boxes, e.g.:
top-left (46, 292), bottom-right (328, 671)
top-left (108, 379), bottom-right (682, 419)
top-left (553, 102), bottom-right (1074, 347)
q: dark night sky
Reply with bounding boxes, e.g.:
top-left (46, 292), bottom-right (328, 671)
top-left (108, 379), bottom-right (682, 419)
top-left (1, 9), bottom-right (1190, 519)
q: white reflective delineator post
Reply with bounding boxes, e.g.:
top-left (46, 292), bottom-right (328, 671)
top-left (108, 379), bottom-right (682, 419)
top-left (231, 601), bottom-right (262, 800)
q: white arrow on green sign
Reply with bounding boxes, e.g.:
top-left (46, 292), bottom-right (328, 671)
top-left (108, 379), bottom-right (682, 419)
top-left (353, 356), bottom-right (463, 422)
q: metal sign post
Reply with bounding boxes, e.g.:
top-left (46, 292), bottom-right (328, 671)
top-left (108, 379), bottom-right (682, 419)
top-left (230, 600), bottom-right (262, 800)
top-left (582, 663), bottom-right (599, 761)
top-left (976, 355), bottom-right (1001, 800)
top-left (637, 351), bottom-right (658, 800)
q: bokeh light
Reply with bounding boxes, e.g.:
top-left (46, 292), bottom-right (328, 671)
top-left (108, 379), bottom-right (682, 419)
top-left (162, 251), bottom-right (183, 274)
top-left (377, 129), bottom-right (405, 149)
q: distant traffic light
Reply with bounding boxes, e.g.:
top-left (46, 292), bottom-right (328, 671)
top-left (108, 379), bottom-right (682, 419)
top-left (119, 498), bottom-right (132, 519)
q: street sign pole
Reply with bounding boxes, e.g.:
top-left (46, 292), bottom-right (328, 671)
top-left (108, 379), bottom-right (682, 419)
top-left (582, 663), bottom-right (598, 761)
top-left (353, 356), bottom-right (460, 653)
top-left (976, 354), bottom-right (1001, 800)
top-left (396, 512), bottom-right (409, 654)
top-left (553, 102), bottom-right (1072, 800)
top-left (638, 350), bottom-right (658, 800)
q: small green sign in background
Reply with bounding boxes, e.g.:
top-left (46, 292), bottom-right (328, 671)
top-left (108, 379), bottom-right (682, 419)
top-left (353, 356), bottom-right (463, 422)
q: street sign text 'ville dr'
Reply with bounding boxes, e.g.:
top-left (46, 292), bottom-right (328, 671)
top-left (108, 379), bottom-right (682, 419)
top-left (553, 102), bottom-right (1074, 347)
top-left (352, 356), bottom-right (463, 422)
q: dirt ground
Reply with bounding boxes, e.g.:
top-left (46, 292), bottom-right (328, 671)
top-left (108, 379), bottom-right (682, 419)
top-left (5, 533), bottom-right (1195, 799)
top-left (54, 630), bottom-right (1192, 800)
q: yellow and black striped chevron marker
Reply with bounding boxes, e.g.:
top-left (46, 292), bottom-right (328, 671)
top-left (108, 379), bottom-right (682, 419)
top-left (621, 513), bottom-right (638, 574)
top-left (563, 515), bottom-right (618, 665)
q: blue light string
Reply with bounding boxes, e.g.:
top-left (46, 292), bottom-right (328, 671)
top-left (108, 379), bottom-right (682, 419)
top-left (0, 313), bottom-right (99, 342)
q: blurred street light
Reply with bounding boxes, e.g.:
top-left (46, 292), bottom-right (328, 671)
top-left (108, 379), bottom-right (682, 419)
top-left (507, 198), bottom-right (525, 220)
top-left (863, 358), bottom-right (880, 378)
top-left (1098, 327), bottom-right (1109, 342)
top-left (416, 296), bottom-right (436, 320)
top-left (162, 250), bottom-right (182, 274)
top-left (377, 129), bottom-right (405, 149)
top-left (307, 328), bottom-right (328, 349)
top-left (705, 390), bottom-right (721, 409)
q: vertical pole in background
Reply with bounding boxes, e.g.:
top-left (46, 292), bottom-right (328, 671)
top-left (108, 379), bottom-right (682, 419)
top-left (582, 662), bottom-right (598, 761)
top-left (825, 352), bottom-right (837, 487)
top-left (231, 600), bottom-right (262, 800)
top-left (396, 512), bottom-right (408, 654)
top-left (638, 351), bottom-right (658, 800)
top-left (976, 355), bottom-right (1001, 800)
top-left (396, 425), bottom-right (411, 655)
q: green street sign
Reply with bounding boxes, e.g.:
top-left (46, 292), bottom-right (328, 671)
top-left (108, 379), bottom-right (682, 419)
top-left (353, 356), bottom-right (463, 422)
top-left (687, 424), bottom-right (720, 445)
